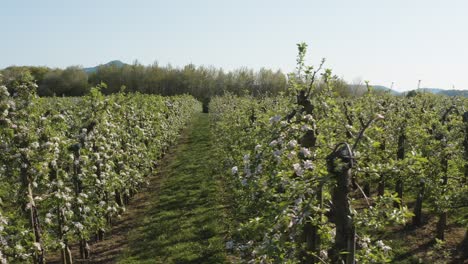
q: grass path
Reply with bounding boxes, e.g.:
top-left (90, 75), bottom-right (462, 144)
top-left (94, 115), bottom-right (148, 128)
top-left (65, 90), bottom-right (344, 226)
top-left (117, 113), bottom-right (229, 263)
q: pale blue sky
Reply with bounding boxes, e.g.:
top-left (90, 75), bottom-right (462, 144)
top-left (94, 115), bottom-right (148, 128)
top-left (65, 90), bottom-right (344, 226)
top-left (1, 0), bottom-right (467, 91)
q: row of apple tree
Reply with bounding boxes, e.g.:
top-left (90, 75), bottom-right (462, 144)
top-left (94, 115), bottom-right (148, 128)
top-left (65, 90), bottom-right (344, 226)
top-left (0, 78), bottom-right (201, 263)
top-left (210, 44), bottom-right (467, 263)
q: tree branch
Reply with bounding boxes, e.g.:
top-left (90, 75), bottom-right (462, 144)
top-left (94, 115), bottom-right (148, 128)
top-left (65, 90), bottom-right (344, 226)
top-left (306, 58), bottom-right (326, 98)
top-left (354, 182), bottom-right (371, 207)
top-left (352, 117), bottom-right (378, 151)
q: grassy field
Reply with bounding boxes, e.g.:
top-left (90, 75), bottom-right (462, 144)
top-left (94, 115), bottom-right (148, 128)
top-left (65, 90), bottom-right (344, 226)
top-left (117, 113), bottom-right (230, 264)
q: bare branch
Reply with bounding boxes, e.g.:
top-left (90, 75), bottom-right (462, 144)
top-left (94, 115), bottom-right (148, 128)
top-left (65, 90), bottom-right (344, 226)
top-left (343, 102), bottom-right (355, 139)
top-left (441, 105), bottom-right (457, 124)
top-left (358, 116), bottom-right (365, 128)
top-left (352, 117), bottom-right (378, 151)
top-left (354, 182), bottom-right (371, 207)
top-left (306, 58), bottom-right (326, 98)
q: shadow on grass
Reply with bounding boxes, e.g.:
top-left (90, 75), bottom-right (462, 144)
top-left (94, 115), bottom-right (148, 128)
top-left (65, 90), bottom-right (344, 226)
top-left (118, 113), bottom-right (228, 264)
top-left (392, 239), bottom-right (436, 263)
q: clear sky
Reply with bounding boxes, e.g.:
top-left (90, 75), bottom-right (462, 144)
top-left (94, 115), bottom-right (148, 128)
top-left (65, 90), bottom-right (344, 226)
top-left (1, 0), bottom-right (468, 91)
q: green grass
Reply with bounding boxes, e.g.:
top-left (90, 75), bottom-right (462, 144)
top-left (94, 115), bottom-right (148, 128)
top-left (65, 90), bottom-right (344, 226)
top-left (118, 113), bottom-right (229, 264)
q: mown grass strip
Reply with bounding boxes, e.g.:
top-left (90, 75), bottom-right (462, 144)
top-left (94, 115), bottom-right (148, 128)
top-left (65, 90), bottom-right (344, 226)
top-left (118, 113), bottom-right (229, 264)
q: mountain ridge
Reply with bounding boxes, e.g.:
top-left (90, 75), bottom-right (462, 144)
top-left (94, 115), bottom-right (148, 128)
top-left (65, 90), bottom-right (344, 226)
top-left (83, 60), bottom-right (127, 74)
top-left (371, 85), bottom-right (468, 97)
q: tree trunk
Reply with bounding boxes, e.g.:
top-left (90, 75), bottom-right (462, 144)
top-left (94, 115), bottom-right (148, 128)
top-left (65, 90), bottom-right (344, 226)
top-left (65, 246), bottom-right (73, 264)
top-left (378, 142), bottom-right (386, 196)
top-left (80, 239), bottom-right (90, 260)
top-left (394, 132), bottom-right (405, 208)
top-left (328, 144), bottom-right (355, 264)
top-left (58, 207), bottom-right (73, 264)
top-left (25, 176), bottom-right (45, 264)
top-left (72, 145), bottom-right (90, 261)
top-left (363, 181), bottom-right (371, 198)
top-left (297, 90), bottom-right (320, 263)
top-left (436, 212), bottom-right (447, 240)
top-left (61, 246), bottom-right (73, 264)
top-left (97, 229), bottom-right (104, 241)
top-left (21, 157), bottom-right (45, 264)
top-left (412, 180), bottom-right (425, 226)
top-left (463, 112), bottom-right (468, 184)
top-left (436, 157), bottom-right (448, 240)
top-left (378, 174), bottom-right (385, 196)
top-left (462, 229), bottom-right (468, 259)
top-left (462, 113), bottom-right (468, 257)
top-left (303, 222), bottom-right (315, 263)
top-left (304, 184), bottom-right (323, 264)
top-left (31, 205), bottom-right (45, 264)
top-left (115, 190), bottom-right (123, 207)
top-left (394, 180), bottom-right (403, 208)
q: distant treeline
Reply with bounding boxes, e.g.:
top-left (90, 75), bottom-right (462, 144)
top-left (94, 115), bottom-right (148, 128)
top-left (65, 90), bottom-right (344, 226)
top-left (1, 62), bottom-right (402, 112)
top-left (0, 63), bottom-right (288, 109)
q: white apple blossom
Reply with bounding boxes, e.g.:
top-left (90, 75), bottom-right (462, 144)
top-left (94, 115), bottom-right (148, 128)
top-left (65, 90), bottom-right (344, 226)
top-left (273, 150), bottom-right (282, 157)
top-left (30, 142), bottom-right (39, 149)
top-left (293, 163), bottom-right (303, 176)
top-left (269, 115), bottom-right (281, 124)
top-left (226, 240), bottom-right (234, 250)
top-left (287, 151), bottom-right (297, 160)
top-left (241, 179), bottom-right (248, 186)
top-left (375, 113), bottom-right (385, 120)
top-left (0, 86), bottom-right (9, 97)
top-left (301, 125), bottom-right (311, 131)
top-left (382, 244), bottom-right (392, 253)
top-left (288, 140), bottom-right (297, 149)
top-left (32, 242), bottom-right (42, 251)
top-left (0, 251), bottom-right (6, 264)
top-left (303, 160), bottom-right (313, 170)
top-left (255, 164), bottom-right (262, 173)
top-left (74, 222), bottom-right (84, 231)
top-left (376, 240), bottom-right (387, 249)
top-left (299, 147), bottom-right (311, 157)
top-left (269, 140), bottom-right (278, 147)
top-left (14, 244), bottom-right (24, 252)
top-left (303, 114), bottom-right (313, 121)
top-left (231, 166), bottom-right (238, 175)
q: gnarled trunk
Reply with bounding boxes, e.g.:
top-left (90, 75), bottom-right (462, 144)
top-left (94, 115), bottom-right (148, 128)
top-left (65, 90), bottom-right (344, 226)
top-left (328, 144), bottom-right (355, 264)
top-left (412, 180), bottom-right (425, 226)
